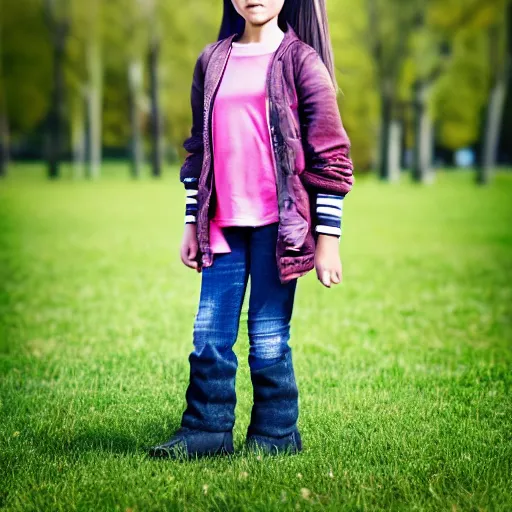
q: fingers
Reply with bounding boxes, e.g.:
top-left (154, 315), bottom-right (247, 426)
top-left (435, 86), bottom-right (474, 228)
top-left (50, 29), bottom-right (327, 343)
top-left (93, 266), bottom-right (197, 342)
top-left (180, 243), bottom-right (200, 270)
top-left (315, 267), bottom-right (331, 288)
top-left (181, 254), bottom-right (196, 269)
top-left (331, 268), bottom-right (341, 284)
top-left (316, 267), bottom-right (342, 287)
top-left (187, 244), bottom-right (198, 269)
top-left (188, 243), bottom-right (197, 259)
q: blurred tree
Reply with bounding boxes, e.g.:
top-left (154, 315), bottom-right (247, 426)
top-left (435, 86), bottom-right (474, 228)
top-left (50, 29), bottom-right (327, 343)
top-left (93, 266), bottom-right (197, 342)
top-left (477, 0), bottom-right (510, 184)
top-left (143, 0), bottom-right (168, 178)
top-left (103, 0), bottom-right (150, 178)
top-left (101, 9), bottom-right (131, 156)
top-left (128, 59), bottom-right (144, 178)
top-left (365, 0), bottom-right (418, 181)
top-left (66, 26), bottom-right (87, 180)
top-left (432, 30), bottom-right (488, 152)
top-left (1, 0), bottom-right (509, 182)
top-left (43, 0), bottom-right (70, 179)
top-left (408, 5), bottom-right (453, 184)
top-left (67, 0), bottom-right (104, 180)
top-left (148, 26), bottom-right (163, 177)
top-left (85, 0), bottom-right (103, 180)
top-left (330, 0), bottom-right (379, 172)
top-left (0, 0), bottom-right (8, 178)
top-left (165, 1), bottom-right (221, 163)
top-left (421, 0), bottom-right (507, 183)
top-left (1, 0), bottom-right (51, 169)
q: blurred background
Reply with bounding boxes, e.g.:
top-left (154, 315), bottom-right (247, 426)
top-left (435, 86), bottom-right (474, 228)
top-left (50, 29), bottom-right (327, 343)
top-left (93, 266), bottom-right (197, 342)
top-left (1, 2), bottom-right (512, 509)
top-left (0, 0), bottom-right (510, 182)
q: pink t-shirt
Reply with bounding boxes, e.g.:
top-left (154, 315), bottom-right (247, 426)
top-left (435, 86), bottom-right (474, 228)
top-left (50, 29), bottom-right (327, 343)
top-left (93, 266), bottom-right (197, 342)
top-left (209, 32), bottom-right (285, 254)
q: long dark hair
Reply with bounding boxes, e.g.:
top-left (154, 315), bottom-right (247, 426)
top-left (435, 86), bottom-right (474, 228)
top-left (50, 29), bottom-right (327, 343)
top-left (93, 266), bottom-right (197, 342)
top-left (218, 0), bottom-right (338, 92)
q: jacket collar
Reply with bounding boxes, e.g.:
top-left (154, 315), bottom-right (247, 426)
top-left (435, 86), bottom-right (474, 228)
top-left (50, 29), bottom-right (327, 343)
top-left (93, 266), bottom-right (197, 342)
top-left (222, 21), bottom-right (299, 57)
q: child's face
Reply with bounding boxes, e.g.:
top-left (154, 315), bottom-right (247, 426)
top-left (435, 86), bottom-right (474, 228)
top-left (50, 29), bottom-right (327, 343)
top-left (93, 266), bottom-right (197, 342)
top-left (231, 0), bottom-right (285, 26)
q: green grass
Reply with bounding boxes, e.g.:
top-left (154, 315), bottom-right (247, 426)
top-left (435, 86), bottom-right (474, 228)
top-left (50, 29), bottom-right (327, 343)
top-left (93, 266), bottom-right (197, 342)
top-left (1, 165), bottom-right (511, 511)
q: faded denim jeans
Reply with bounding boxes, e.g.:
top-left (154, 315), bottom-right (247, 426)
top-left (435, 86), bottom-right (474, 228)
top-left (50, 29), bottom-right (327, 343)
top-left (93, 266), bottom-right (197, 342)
top-left (180, 222), bottom-right (299, 435)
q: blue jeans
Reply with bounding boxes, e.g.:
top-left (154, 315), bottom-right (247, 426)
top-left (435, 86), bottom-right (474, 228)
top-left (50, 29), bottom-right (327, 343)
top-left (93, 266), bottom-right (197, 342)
top-left (181, 222), bottom-right (300, 436)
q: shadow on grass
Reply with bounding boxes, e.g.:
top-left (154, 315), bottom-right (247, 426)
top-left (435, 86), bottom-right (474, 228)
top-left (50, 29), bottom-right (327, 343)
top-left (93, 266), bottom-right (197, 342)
top-left (23, 421), bottom-right (184, 459)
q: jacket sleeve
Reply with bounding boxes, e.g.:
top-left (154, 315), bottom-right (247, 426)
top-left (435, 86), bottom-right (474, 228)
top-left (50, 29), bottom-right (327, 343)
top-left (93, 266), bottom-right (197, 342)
top-left (295, 47), bottom-right (354, 197)
top-left (180, 49), bottom-right (207, 223)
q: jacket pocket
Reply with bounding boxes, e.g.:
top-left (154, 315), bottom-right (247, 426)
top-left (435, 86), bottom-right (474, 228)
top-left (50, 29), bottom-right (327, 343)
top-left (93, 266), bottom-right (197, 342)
top-left (277, 174), bottom-right (310, 252)
top-left (274, 96), bottom-right (304, 176)
top-left (283, 105), bottom-right (305, 176)
top-left (285, 135), bottom-right (305, 176)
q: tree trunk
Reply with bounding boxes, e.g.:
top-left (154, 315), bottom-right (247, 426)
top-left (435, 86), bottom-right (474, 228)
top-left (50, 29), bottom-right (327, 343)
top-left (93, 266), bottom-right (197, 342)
top-left (47, 25), bottom-right (68, 180)
top-left (43, 0), bottom-right (70, 181)
top-left (412, 81), bottom-right (434, 183)
top-left (478, 81), bottom-right (507, 184)
top-left (378, 92), bottom-right (393, 180)
top-left (71, 90), bottom-right (87, 180)
top-left (388, 119), bottom-right (402, 182)
top-left (148, 36), bottom-right (164, 178)
top-left (477, 20), bottom-right (509, 185)
top-left (86, 37), bottom-right (103, 179)
top-left (128, 59), bottom-right (143, 179)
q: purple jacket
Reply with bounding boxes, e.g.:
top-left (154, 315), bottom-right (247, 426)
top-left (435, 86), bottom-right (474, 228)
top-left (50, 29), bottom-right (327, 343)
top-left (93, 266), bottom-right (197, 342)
top-left (180, 22), bottom-right (354, 283)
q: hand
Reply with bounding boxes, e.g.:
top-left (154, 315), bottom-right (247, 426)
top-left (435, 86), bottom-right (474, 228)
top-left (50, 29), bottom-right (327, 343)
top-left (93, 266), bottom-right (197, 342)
top-left (314, 234), bottom-right (342, 288)
top-left (180, 224), bottom-right (202, 273)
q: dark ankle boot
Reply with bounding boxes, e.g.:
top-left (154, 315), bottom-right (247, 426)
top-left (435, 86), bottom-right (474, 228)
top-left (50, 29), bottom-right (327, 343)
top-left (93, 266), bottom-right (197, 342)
top-left (148, 343), bottom-right (237, 459)
top-left (147, 427), bottom-right (234, 459)
top-left (246, 348), bottom-right (302, 454)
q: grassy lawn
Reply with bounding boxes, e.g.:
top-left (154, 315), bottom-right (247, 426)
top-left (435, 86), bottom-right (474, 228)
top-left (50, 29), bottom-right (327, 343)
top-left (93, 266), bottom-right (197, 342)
top-left (1, 165), bottom-right (511, 511)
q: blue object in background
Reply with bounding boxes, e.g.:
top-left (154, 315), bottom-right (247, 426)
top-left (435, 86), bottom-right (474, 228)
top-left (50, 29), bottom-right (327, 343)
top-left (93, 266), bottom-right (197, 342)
top-left (455, 148), bottom-right (475, 168)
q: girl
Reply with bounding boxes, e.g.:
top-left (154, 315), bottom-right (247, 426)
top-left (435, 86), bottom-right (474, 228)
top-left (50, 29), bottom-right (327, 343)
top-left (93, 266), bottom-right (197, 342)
top-left (148, 0), bottom-right (354, 458)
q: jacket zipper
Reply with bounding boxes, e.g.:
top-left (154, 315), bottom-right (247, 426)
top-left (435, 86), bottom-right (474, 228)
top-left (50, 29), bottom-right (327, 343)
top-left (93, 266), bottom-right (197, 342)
top-left (265, 55), bottom-right (281, 220)
top-left (201, 44), bottom-right (233, 260)
top-left (266, 97), bottom-right (279, 203)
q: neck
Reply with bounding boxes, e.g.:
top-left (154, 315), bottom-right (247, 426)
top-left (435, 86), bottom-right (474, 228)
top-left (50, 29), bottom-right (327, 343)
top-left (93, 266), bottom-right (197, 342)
top-left (237, 17), bottom-right (284, 44)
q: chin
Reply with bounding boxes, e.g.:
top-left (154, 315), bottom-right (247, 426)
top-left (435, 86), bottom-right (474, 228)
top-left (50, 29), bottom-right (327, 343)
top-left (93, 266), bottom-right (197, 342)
top-left (245, 13), bottom-right (272, 25)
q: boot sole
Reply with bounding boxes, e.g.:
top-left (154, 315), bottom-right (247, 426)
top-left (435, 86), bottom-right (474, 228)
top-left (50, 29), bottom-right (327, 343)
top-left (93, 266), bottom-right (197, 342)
top-left (147, 436), bottom-right (234, 460)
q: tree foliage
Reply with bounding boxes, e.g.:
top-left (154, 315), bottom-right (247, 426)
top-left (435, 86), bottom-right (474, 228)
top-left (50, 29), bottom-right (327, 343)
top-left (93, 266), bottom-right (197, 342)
top-left (0, 0), bottom-right (509, 173)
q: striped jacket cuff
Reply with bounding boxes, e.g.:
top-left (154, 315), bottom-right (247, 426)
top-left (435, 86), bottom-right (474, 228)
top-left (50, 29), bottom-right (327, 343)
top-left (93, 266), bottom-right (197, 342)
top-left (315, 193), bottom-right (344, 238)
top-left (184, 177), bottom-right (198, 224)
top-left (182, 183), bottom-right (344, 234)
